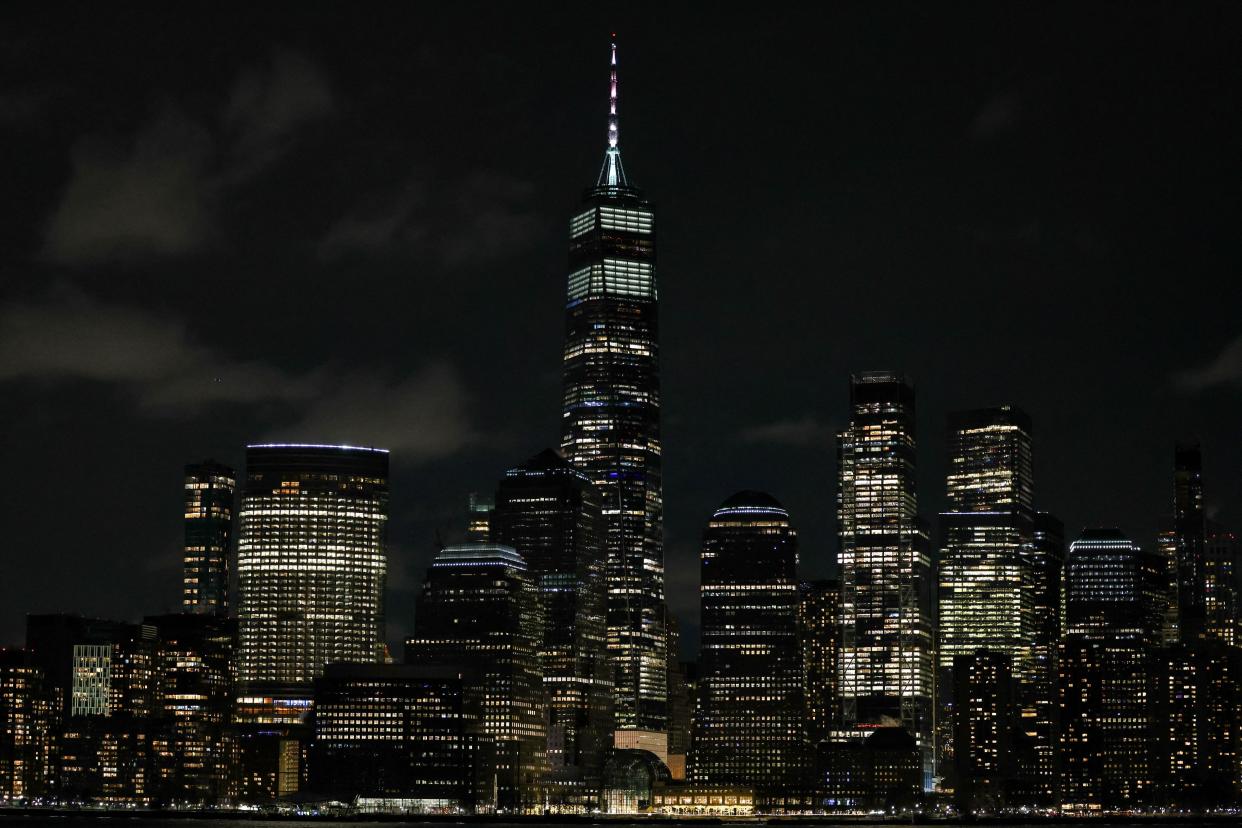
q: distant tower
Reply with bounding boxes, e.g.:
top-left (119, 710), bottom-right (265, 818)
top-left (236, 444), bottom-right (389, 701)
top-left (560, 40), bottom-right (665, 736)
top-left (1173, 443), bottom-right (1207, 641)
top-left (183, 461), bottom-right (235, 615)
top-left (692, 491), bottom-right (804, 794)
top-left (836, 372), bottom-right (933, 784)
top-left (491, 449), bottom-right (612, 808)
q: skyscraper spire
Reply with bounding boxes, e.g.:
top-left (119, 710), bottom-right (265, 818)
top-left (597, 37), bottom-right (629, 190)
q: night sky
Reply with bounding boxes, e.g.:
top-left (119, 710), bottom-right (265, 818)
top-left (3, 4), bottom-right (1240, 656)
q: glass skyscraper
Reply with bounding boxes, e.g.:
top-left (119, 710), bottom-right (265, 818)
top-left (183, 461), bottom-right (235, 615)
top-left (692, 492), bottom-right (804, 796)
top-left (491, 449), bottom-right (612, 809)
top-left (405, 544), bottom-right (546, 812)
top-left (236, 444), bottom-right (388, 698)
top-left (836, 372), bottom-right (933, 784)
top-left (560, 41), bottom-right (665, 736)
top-left (938, 406), bottom-right (1036, 676)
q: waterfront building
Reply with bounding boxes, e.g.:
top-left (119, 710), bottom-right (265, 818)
top-left (405, 544), bottom-right (545, 812)
top-left (691, 492), bottom-right (804, 795)
top-left (952, 650), bottom-right (1015, 813)
top-left (310, 663), bottom-right (494, 812)
top-left (0, 649), bottom-right (52, 801)
top-left (183, 460), bottom-right (235, 615)
top-left (836, 373), bottom-right (933, 783)
top-left (559, 40), bottom-right (666, 737)
top-left (491, 449), bottom-right (611, 807)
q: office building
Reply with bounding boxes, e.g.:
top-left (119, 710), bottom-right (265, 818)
top-left (692, 492), bottom-right (804, 795)
top-left (559, 40), bottom-right (666, 736)
top-left (798, 579), bottom-right (838, 745)
top-left (183, 461), bottom-right (235, 615)
top-left (491, 449), bottom-right (611, 807)
top-left (405, 544), bottom-right (545, 811)
top-left (236, 443), bottom-right (389, 699)
top-left (836, 373), bottom-right (933, 782)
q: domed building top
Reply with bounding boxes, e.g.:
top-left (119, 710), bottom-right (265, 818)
top-left (713, 490), bottom-right (788, 518)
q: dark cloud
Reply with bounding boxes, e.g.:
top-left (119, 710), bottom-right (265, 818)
top-left (267, 362), bottom-right (478, 459)
top-left (969, 92), bottom-right (1021, 140)
top-left (221, 46), bottom-right (335, 179)
top-left (41, 48), bottom-right (333, 266)
top-left (0, 295), bottom-right (475, 459)
top-left (1175, 335), bottom-right (1242, 391)
top-left (318, 171), bottom-right (541, 266)
top-left (42, 107), bottom-right (215, 264)
top-left (739, 415), bottom-right (837, 448)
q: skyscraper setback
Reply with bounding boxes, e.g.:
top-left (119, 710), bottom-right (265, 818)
top-left (560, 42), bottom-right (665, 736)
top-left (836, 372), bottom-right (933, 784)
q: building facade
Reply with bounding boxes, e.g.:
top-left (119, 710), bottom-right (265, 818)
top-left (692, 492), bottom-right (804, 795)
top-left (798, 579), bottom-right (839, 745)
top-left (1172, 443), bottom-right (1206, 641)
top-left (183, 460), bottom-right (235, 615)
top-left (491, 449), bottom-right (612, 809)
top-left (836, 373), bottom-right (933, 784)
top-left (405, 544), bottom-right (545, 812)
top-left (236, 444), bottom-right (389, 697)
top-left (559, 41), bottom-right (666, 736)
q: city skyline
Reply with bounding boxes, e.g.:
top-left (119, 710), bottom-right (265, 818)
top-left (2, 7), bottom-right (1242, 814)
top-left (2, 5), bottom-right (1241, 663)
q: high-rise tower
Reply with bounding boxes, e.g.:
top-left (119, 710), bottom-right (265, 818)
top-left (183, 461), bottom-right (235, 615)
top-left (836, 372), bottom-right (933, 785)
top-left (560, 41), bottom-right (665, 736)
top-left (236, 444), bottom-right (388, 700)
top-left (1173, 443), bottom-right (1207, 641)
top-left (491, 449), bottom-right (612, 808)
top-left (938, 406), bottom-right (1036, 674)
top-left (692, 492), bottom-right (804, 795)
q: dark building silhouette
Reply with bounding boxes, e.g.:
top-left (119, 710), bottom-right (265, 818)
top-left (664, 613), bottom-right (692, 781)
top-left (1204, 524), bottom-right (1238, 645)
top-left (310, 663), bottom-right (494, 813)
top-left (1172, 443), bottom-right (1206, 641)
top-left (952, 650), bottom-right (1015, 813)
top-left (405, 544), bottom-right (545, 812)
top-left (798, 579), bottom-right (838, 745)
top-left (1023, 511), bottom-right (1064, 800)
top-left (182, 461), bottom-right (235, 615)
top-left (837, 373), bottom-right (933, 783)
top-left (491, 449), bottom-right (611, 809)
top-left (559, 40), bottom-right (666, 737)
top-left (236, 444), bottom-right (389, 705)
top-left (813, 728), bottom-right (922, 811)
top-left (1150, 641), bottom-right (1242, 808)
top-left (691, 492), bottom-right (804, 797)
